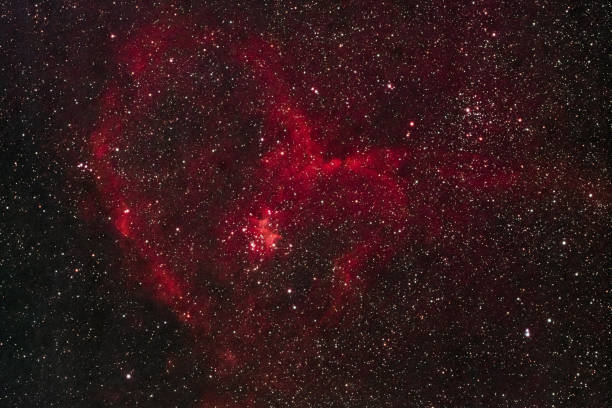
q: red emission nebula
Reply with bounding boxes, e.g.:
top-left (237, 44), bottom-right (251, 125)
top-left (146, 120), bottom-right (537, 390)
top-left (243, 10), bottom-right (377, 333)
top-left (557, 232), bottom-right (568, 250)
top-left (76, 6), bottom-right (609, 407)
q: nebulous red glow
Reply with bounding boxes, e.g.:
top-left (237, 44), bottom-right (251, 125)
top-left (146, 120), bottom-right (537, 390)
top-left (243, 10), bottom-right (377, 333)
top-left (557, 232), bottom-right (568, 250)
top-left (81, 8), bottom-right (608, 406)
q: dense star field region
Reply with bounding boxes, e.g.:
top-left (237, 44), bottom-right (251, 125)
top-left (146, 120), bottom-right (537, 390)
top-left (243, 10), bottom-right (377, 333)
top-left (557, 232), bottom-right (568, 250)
top-left (1, 1), bottom-right (610, 407)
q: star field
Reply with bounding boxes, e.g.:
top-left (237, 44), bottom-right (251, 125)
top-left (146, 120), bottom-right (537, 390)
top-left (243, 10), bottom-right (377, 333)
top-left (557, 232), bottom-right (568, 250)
top-left (1, 1), bottom-right (610, 407)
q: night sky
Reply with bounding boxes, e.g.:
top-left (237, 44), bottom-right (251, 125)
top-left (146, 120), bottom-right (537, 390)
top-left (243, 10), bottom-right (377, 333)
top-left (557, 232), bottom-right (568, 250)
top-left (1, 1), bottom-right (610, 407)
